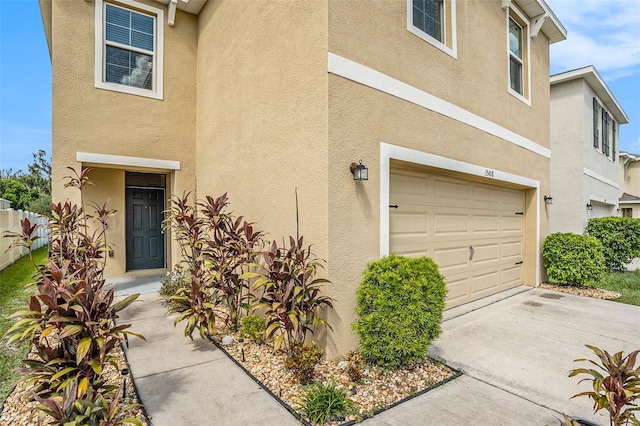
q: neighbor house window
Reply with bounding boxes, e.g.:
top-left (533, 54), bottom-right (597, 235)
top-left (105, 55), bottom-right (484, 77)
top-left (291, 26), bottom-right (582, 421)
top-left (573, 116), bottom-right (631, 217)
top-left (593, 98), bottom-right (600, 149)
top-left (612, 119), bottom-right (617, 160)
top-left (602, 110), bottom-right (609, 156)
top-left (407, 0), bottom-right (457, 58)
top-left (95, 0), bottom-right (164, 100)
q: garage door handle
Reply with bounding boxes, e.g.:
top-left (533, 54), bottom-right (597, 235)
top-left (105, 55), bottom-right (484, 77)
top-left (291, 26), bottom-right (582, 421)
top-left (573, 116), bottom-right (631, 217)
top-left (389, 204), bottom-right (399, 209)
top-left (469, 245), bottom-right (474, 261)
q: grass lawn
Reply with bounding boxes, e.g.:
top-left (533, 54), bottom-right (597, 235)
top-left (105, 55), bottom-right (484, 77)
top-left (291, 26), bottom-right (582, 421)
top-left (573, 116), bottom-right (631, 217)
top-left (597, 269), bottom-right (640, 306)
top-left (0, 246), bottom-right (47, 406)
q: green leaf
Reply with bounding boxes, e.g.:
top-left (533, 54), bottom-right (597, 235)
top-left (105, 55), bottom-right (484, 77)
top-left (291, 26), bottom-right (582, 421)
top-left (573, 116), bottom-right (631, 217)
top-left (76, 337), bottom-right (92, 364)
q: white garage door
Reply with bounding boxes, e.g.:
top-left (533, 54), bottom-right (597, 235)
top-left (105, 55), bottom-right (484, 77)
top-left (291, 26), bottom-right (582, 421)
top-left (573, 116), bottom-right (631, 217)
top-left (390, 169), bottom-right (524, 308)
top-left (590, 202), bottom-right (612, 219)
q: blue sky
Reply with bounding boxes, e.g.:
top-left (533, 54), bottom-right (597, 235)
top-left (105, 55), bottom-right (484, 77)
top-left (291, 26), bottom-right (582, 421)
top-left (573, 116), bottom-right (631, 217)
top-left (0, 0), bottom-right (638, 173)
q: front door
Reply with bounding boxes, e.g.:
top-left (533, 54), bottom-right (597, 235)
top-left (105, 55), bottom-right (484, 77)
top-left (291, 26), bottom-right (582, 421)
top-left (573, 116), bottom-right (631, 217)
top-left (126, 188), bottom-right (165, 270)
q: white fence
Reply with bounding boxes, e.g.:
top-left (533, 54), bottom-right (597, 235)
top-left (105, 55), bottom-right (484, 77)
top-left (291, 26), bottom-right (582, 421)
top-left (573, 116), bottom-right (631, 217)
top-left (0, 209), bottom-right (49, 271)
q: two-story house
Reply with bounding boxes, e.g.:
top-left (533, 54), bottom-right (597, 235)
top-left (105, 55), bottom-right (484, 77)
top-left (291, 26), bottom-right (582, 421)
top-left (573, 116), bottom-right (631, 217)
top-left (549, 66), bottom-right (628, 234)
top-left (40, 0), bottom-right (565, 356)
top-left (619, 152), bottom-right (640, 217)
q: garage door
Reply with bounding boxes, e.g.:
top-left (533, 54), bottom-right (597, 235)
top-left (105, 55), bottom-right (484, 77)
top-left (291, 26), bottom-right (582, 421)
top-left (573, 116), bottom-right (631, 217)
top-left (590, 202), bottom-right (612, 219)
top-left (390, 169), bottom-right (524, 308)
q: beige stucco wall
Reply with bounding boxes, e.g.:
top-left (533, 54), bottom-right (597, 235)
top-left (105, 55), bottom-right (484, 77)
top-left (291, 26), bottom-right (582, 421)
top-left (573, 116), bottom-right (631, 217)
top-left (328, 0), bottom-right (550, 147)
top-left (194, 0), bottom-right (330, 309)
top-left (194, 0), bottom-right (329, 249)
top-left (325, 1), bottom-right (552, 356)
top-left (49, 0), bottom-right (197, 276)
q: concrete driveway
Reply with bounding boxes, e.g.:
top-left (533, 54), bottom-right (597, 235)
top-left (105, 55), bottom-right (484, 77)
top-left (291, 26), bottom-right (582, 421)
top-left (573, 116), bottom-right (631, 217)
top-left (364, 287), bottom-right (640, 425)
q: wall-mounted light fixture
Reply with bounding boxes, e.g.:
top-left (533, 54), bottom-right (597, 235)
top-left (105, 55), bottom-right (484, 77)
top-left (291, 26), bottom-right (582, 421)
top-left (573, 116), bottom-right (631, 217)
top-left (349, 160), bottom-right (368, 181)
top-left (617, 208), bottom-right (622, 213)
top-left (586, 203), bottom-right (593, 211)
top-left (544, 195), bottom-right (553, 205)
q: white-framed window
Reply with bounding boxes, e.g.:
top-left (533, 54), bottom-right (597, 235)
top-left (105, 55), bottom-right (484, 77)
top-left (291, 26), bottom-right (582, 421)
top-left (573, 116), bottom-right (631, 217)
top-left (95, 0), bottom-right (164, 100)
top-left (407, 0), bottom-right (457, 59)
top-left (506, 6), bottom-right (530, 104)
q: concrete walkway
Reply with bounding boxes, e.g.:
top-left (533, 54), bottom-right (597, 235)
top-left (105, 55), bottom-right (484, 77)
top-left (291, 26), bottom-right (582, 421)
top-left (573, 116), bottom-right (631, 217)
top-left (113, 279), bottom-right (640, 426)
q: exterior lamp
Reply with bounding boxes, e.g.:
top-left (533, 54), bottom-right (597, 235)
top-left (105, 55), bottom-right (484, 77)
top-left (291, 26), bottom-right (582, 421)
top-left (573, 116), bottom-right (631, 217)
top-left (543, 195), bottom-right (553, 205)
top-left (350, 160), bottom-right (368, 181)
top-left (586, 203), bottom-right (593, 211)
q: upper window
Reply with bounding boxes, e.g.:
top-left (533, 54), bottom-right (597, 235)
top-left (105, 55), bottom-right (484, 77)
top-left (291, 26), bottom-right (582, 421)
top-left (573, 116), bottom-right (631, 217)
top-left (95, 0), bottom-right (164, 100)
top-left (506, 7), bottom-right (530, 104)
top-left (508, 18), bottom-right (523, 94)
top-left (407, 0), bottom-right (457, 59)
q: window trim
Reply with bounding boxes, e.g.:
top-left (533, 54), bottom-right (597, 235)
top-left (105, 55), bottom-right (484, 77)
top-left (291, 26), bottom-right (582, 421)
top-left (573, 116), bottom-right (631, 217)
top-left (407, 0), bottom-right (458, 59)
top-left (506, 6), bottom-right (531, 105)
top-left (94, 0), bottom-right (164, 100)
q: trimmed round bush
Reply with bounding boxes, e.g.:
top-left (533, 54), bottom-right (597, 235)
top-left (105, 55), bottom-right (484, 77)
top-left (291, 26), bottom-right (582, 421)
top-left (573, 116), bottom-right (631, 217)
top-left (586, 217), bottom-right (640, 271)
top-left (542, 233), bottom-right (605, 286)
top-left (353, 254), bottom-right (447, 370)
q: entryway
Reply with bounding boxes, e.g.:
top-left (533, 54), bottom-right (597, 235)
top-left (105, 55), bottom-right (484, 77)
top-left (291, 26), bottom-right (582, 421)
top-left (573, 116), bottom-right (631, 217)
top-left (126, 173), bottom-right (166, 271)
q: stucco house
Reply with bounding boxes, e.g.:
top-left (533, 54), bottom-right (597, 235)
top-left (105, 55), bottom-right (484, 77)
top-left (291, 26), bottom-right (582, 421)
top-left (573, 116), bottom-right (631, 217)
top-left (619, 152), bottom-right (640, 218)
top-left (549, 66), bottom-right (628, 234)
top-left (40, 0), bottom-right (565, 356)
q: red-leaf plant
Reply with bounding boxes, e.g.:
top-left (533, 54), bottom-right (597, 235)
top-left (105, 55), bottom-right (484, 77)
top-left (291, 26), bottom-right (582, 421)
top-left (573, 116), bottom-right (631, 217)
top-left (569, 345), bottom-right (640, 426)
top-left (251, 236), bottom-right (334, 353)
top-left (3, 167), bottom-right (144, 425)
top-left (163, 193), bottom-right (264, 337)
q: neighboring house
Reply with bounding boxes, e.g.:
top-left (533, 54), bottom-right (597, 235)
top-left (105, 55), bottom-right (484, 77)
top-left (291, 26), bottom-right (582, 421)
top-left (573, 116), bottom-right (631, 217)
top-left (619, 152), bottom-right (640, 218)
top-left (40, 0), bottom-right (565, 356)
top-left (0, 198), bottom-right (11, 210)
top-left (549, 66), bottom-right (629, 234)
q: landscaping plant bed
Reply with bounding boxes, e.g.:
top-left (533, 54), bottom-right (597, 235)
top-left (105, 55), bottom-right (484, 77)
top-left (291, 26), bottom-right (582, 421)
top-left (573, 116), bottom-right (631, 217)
top-left (540, 283), bottom-right (621, 300)
top-left (206, 322), bottom-right (460, 425)
top-left (0, 345), bottom-right (148, 426)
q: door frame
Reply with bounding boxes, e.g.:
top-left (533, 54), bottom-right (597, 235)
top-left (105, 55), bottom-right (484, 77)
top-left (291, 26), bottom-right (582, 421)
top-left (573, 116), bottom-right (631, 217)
top-left (125, 185), bottom-right (167, 271)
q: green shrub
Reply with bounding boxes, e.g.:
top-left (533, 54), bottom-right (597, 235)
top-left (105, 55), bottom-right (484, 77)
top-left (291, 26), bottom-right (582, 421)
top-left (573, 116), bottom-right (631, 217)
top-left (159, 264), bottom-right (189, 300)
top-left (285, 341), bottom-right (324, 384)
top-left (542, 233), bottom-right (605, 286)
top-left (239, 314), bottom-right (266, 343)
top-left (586, 217), bottom-right (640, 271)
top-left (353, 254), bottom-right (447, 370)
top-left (300, 381), bottom-right (354, 425)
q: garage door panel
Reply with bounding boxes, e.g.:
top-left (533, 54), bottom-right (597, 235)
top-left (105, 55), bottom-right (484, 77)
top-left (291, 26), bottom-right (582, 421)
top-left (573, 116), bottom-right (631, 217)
top-left (472, 243), bottom-right (499, 264)
top-left (471, 271), bottom-right (499, 294)
top-left (501, 265), bottom-right (523, 287)
top-left (390, 213), bottom-right (428, 236)
top-left (472, 215), bottom-right (500, 233)
top-left (433, 214), bottom-right (469, 235)
top-left (502, 214), bottom-right (523, 228)
top-left (390, 169), bottom-right (525, 309)
top-left (434, 246), bottom-right (471, 274)
top-left (502, 241), bottom-right (523, 258)
top-left (390, 173), bottom-right (428, 197)
top-left (445, 277), bottom-right (470, 304)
